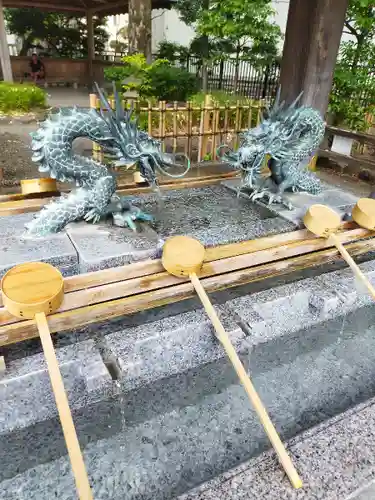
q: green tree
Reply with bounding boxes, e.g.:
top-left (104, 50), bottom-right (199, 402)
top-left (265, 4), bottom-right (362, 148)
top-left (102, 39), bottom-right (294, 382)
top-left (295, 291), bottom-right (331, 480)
top-left (175, 0), bottom-right (210, 91)
top-left (197, 0), bottom-right (281, 89)
top-left (4, 8), bottom-right (109, 58)
top-left (343, 0), bottom-right (375, 71)
top-left (175, 0), bottom-right (281, 91)
top-left (329, 0), bottom-right (375, 130)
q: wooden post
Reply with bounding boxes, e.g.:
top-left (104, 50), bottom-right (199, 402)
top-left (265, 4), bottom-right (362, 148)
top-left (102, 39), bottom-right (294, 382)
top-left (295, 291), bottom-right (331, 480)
top-left (0, 0), bottom-right (13, 82)
top-left (280, 0), bottom-right (349, 115)
top-left (198, 94), bottom-right (212, 161)
top-left (0, 356), bottom-right (5, 373)
top-left (89, 94), bottom-right (101, 162)
top-left (86, 10), bottom-right (95, 86)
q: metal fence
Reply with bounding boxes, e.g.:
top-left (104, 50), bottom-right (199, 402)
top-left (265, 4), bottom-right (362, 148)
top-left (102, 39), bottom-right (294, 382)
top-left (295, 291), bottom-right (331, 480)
top-left (102, 50), bottom-right (280, 100)
top-left (182, 57), bottom-right (280, 99)
top-left (90, 94), bottom-right (264, 163)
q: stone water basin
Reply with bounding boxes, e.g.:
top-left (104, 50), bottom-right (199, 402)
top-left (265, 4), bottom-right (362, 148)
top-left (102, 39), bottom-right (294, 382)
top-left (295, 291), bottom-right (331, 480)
top-left (1, 259), bottom-right (375, 499)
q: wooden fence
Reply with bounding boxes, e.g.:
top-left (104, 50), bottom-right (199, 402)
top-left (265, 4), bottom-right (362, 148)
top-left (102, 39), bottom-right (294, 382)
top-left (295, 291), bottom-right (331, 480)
top-left (89, 94), bottom-right (264, 164)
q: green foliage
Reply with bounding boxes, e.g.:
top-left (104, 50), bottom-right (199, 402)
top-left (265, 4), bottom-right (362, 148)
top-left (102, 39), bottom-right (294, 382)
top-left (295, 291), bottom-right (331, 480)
top-left (154, 41), bottom-right (190, 65)
top-left (197, 0), bottom-right (281, 64)
top-left (329, 0), bottom-right (375, 130)
top-left (140, 61), bottom-right (198, 101)
top-left (190, 90), bottom-right (255, 105)
top-left (0, 83), bottom-right (46, 114)
top-left (4, 8), bottom-right (109, 58)
top-left (105, 54), bottom-right (198, 102)
top-left (190, 91), bottom-right (262, 128)
top-left (175, 0), bottom-right (281, 67)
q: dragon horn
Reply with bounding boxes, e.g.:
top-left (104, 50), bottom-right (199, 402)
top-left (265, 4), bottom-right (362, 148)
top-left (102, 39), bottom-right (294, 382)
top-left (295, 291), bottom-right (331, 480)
top-left (289, 91), bottom-right (304, 110)
top-left (113, 82), bottom-right (125, 122)
top-left (94, 82), bottom-right (115, 119)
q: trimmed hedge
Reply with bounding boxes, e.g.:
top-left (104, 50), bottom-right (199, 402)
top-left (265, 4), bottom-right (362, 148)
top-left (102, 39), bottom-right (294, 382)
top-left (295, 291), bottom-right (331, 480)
top-left (0, 83), bottom-right (47, 113)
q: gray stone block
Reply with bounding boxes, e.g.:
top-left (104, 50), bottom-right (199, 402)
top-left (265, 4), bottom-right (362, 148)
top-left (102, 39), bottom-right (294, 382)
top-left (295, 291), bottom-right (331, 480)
top-left (0, 340), bottom-right (112, 435)
top-left (178, 395), bottom-right (375, 500)
top-left (224, 259), bottom-right (375, 346)
top-left (0, 213), bottom-right (78, 277)
top-left (221, 178), bottom-right (358, 228)
top-left (65, 220), bottom-right (162, 273)
top-left (102, 308), bottom-right (245, 393)
top-left (3, 255), bottom-right (375, 498)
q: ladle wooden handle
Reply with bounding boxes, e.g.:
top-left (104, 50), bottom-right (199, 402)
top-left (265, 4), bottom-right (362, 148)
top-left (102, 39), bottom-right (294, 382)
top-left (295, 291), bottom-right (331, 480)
top-left (328, 233), bottom-right (375, 300)
top-left (35, 312), bottom-right (93, 500)
top-left (189, 273), bottom-right (303, 489)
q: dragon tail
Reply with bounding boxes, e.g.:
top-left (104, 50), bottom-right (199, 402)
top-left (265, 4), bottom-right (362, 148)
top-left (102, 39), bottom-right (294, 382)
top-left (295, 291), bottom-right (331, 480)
top-left (24, 190), bottom-right (91, 237)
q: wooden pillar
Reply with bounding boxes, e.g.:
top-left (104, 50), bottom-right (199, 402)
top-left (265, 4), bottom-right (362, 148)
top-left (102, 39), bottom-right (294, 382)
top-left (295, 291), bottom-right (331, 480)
top-left (128, 0), bottom-right (152, 63)
top-left (86, 10), bottom-right (95, 85)
top-left (279, 0), bottom-right (349, 115)
top-left (0, 0), bottom-right (13, 82)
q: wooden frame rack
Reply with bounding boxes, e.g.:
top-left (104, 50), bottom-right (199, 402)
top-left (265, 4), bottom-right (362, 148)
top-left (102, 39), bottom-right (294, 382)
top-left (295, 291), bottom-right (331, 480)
top-left (1, 222), bottom-right (373, 348)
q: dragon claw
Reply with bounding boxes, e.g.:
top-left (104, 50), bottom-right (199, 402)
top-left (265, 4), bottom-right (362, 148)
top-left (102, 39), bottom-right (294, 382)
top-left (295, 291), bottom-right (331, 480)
top-left (249, 189), bottom-right (293, 210)
top-left (84, 208), bottom-right (103, 223)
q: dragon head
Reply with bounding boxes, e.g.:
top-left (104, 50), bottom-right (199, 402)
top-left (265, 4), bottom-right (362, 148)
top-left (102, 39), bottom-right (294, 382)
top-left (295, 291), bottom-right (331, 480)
top-left (218, 89), bottom-right (308, 187)
top-left (95, 84), bottom-right (190, 188)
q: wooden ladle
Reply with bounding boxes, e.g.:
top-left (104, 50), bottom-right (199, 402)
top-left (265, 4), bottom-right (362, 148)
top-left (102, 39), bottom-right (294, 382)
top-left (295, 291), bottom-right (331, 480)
top-left (1, 262), bottom-right (93, 500)
top-left (162, 235), bottom-right (303, 489)
top-left (303, 199), bottom-right (375, 300)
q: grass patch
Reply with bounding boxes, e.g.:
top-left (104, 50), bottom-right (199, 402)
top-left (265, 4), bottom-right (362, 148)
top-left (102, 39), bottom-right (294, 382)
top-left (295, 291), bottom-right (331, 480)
top-left (0, 82), bottom-right (47, 114)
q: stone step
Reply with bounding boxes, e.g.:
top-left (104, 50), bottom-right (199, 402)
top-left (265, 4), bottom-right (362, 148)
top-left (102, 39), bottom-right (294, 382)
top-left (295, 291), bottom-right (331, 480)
top-left (178, 395), bottom-right (375, 500)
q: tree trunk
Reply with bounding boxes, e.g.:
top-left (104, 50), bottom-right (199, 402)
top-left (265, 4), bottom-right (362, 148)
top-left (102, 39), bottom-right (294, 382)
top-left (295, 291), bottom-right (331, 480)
top-left (351, 35), bottom-right (365, 73)
top-left (279, 0), bottom-right (349, 116)
top-left (201, 0), bottom-right (210, 93)
top-left (19, 35), bottom-right (33, 56)
top-left (128, 0), bottom-right (152, 62)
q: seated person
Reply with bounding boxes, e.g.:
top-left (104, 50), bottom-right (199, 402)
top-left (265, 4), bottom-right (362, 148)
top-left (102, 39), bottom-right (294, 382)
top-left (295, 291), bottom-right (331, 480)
top-left (25, 53), bottom-right (45, 83)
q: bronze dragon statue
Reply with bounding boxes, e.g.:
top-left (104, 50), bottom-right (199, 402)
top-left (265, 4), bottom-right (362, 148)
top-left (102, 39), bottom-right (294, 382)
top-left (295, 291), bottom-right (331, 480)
top-left (25, 85), bottom-right (190, 237)
top-left (218, 91), bottom-right (325, 209)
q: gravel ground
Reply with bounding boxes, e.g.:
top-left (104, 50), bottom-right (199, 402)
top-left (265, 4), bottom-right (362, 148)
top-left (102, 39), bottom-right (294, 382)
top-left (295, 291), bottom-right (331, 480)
top-left (0, 129), bottom-right (39, 187)
top-left (0, 123), bottom-right (93, 193)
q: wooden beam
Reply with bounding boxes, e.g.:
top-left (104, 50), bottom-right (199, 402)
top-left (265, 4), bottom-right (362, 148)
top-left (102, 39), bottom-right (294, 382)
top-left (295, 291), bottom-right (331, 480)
top-left (2, 0), bottom-right (86, 12)
top-left (1, 237), bottom-right (373, 347)
top-left (90, 0), bottom-right (128, 13)
top-left (0, 227), bottom-right (368, 326)
top-left (1, 227), bottom-right (370, 327)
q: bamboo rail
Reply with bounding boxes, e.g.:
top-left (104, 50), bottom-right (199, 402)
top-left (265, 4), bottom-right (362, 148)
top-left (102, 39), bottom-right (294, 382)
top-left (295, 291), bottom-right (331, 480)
top-left (0, 224), bottom-right (373, 347)
top-left (89, 93), bottom-right (264, 163)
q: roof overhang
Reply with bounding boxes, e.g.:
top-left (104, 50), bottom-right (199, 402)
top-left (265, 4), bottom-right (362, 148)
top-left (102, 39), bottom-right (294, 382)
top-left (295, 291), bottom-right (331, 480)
top-left (2, 0), bottom-right (175, 16)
